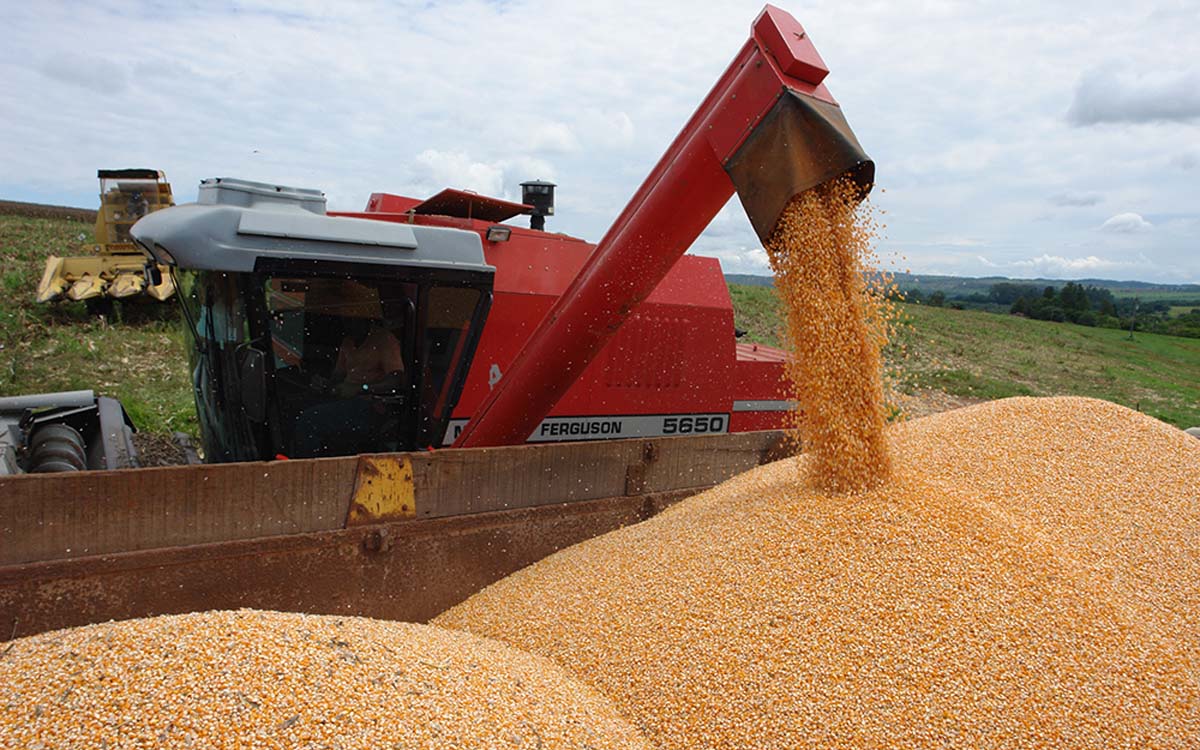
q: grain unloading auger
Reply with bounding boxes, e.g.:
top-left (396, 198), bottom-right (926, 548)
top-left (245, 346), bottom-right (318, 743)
top-left (458, 4), bottom-right (872, 447)
top-left (0, 5), bottom-right (871, 638)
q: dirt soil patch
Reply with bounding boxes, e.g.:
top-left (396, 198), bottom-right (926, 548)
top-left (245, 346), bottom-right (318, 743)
top-left (133, 431), bottom-right (189, 467)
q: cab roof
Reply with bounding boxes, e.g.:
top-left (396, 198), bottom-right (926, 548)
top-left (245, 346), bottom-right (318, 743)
top-left (131, 178), bottom-right (493, 276)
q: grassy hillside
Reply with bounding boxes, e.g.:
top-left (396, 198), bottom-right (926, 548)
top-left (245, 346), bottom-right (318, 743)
top-left (0, 214), bottom-right (195, 436)
top-left (728, 272), bottom-right (1200, 303)
top-left (731, 283), bottom-right (1200, 428)
top-left (898, 305), bottom-right (1200, 427)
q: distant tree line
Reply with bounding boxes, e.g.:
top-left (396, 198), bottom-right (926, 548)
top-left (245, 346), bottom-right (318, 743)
top-left (1006, 282), bottom-right (1118, 325)
top-left (894, 281), bottom-right (1200, 339)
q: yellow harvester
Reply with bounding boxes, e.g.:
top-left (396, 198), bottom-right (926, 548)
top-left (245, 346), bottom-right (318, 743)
top-left (36, 169), bottom-right (175, 305)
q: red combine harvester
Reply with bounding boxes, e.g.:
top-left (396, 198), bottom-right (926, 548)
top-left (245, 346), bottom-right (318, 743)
top-left (342, 184), bottom-right (792, 447)
top-left (0, 5), bottom-right (871, 637)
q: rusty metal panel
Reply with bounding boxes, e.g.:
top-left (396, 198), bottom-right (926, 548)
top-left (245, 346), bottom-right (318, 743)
top-left (0, 431), bottom-right (785, 568)
top-left (414, 430), bottom-right (785, 517)
top-left (0, 490), bottom-right (696, 640)
top-left (413, 440), bottom-right (639, 517)
top-left (0, 457), bottom-right (359, 566)
top-left (725, 89), bottom-right (874, 241)
top-left (635, 430), bottom-right (789, 493)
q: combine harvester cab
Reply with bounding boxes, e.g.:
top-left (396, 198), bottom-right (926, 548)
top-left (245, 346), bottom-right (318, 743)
top-left (36, 169), bottom-right (176, 306)
top-left (1, 4), bottom-right (871, 638)
top-left (129, 177), bottom-right (496, 462)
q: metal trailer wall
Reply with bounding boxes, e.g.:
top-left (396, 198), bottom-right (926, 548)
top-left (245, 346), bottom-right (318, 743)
top-left (0, 430), bottom-right (786, 639)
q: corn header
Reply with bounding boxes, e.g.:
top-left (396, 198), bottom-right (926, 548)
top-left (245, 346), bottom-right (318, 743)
top-left (36, 169), bottom-right (176, 305)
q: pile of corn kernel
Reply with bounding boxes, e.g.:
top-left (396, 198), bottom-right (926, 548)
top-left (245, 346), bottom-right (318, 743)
top-left (763, 177), bottom-right (895, 493)
top-left (0, 610), bottom-right (651, 749)
top-left (6, 174), bottom-right (1197, 750)
top-left (438, 397), bottom-right (1200, 749)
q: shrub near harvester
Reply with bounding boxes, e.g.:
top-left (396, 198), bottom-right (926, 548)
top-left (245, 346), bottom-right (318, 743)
top-left (0, 5), bottom-right (873, 636)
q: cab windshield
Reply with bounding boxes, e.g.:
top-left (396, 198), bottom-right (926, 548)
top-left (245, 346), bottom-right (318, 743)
top-left (265, 277), bottom-right (416, 457)
top-left (175, 267), bottom-right (489, 462)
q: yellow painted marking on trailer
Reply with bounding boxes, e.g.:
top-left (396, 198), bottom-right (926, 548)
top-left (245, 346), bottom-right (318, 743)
top-left (347, 455), bottom-right (416, 525)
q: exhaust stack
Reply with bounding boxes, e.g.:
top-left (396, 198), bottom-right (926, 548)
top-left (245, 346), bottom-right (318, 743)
top-left (456, 5), bottom-right (872, 448)
top-left (521, 180), bottom-right (556, 231)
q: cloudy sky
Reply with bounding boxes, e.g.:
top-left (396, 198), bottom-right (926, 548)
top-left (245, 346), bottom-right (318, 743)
top-left (2, 0), bottom-right (1197, 282)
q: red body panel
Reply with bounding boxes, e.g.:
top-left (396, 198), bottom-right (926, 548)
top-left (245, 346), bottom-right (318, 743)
top-left (332, 207), bottom-right (791, 443)
top-left (411, 188), bottom-right (531, 223)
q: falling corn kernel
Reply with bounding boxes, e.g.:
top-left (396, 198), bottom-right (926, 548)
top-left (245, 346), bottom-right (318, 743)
top-left (0, 609), bottom-right (652, 749)
top-left (763, 177), bottom-right (896, 493)
top-left (438, 396), bottom-right (1200, 749)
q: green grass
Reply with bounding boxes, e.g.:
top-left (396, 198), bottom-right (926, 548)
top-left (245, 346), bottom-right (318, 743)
top-left (1111, 290), bottom-right (1200, 303)
top-left (898, 305), bottom-right (1200, 427)
top-left (1169, 306), bottom-right (1199, 317)
top-left (729, 283), bottom-right (1200, 428)
top-left (0, 214), bottom-right (194, 437)
top-left (729, 283), bottom-right (785, 348)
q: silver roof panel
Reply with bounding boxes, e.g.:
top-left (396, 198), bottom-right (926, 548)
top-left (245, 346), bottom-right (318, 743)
top-left (131, 177), bottom-right (491, 275)
top-left (237, 211), bottom-right (419, 248)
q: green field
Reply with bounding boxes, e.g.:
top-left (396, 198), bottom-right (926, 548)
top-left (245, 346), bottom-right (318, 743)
top-left (732, 283), bottom-right (1200, 428)
top-left (1112, 290), bottom-right (1200, 303)
top-left (732, 272), bottom-right (1200, 305)
top-left (4, 212), bottom-right (1200, 441)
top-left (0, 214), bottom-right (195, 436)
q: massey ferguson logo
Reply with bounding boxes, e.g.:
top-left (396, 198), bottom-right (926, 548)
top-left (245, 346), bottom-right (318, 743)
top-left (538, 419), bottom-right (623, 438)
top-left (442, 413), bottom-right (729, 446)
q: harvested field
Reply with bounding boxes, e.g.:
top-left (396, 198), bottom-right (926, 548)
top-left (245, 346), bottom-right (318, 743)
top-left (438, 397), bottom-right (1200, 749)
top-left (0, 199), bottom-right (95, 223)
top-left (0, 609), bottom-right (652, 749)
top-left (132, 430), bottom-right (190, 467)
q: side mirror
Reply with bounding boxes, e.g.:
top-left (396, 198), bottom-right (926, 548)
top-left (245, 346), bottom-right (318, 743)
top-left (240, 348), bottom-right (268, 423)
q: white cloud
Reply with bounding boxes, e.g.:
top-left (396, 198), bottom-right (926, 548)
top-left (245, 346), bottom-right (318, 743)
top-left (572, 109), bottom-right (637, 150)
top-left (412, 150), bottom-right (505, 196)
top-left (1049, 191), bottom-right (1102, 207)
top-left (1010, 254), bottom-right (1132, 276)
top-left (1068, 66), bottom-right (1200, 126)
top-left (1099, 212), bottom-right (1152, 233)
top-left (934, 141), bottom-right (1005, 173)
top-left (528, 122), bottom-right (579, 154)
top-left (1174, 152), bottom-right (1199, 170)
top-left (940, 236), bottom-right (984, 248)
top-left (39, 52), bottom-right (130, 92)
top-left (408, 150), bottom-right (556, 202)
top-left (604, 111), bottom-right (636, 147)
top-left (1, 0), bottom-right (1197, 285)
top-left (693, 244), bottom-right (771, 275)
